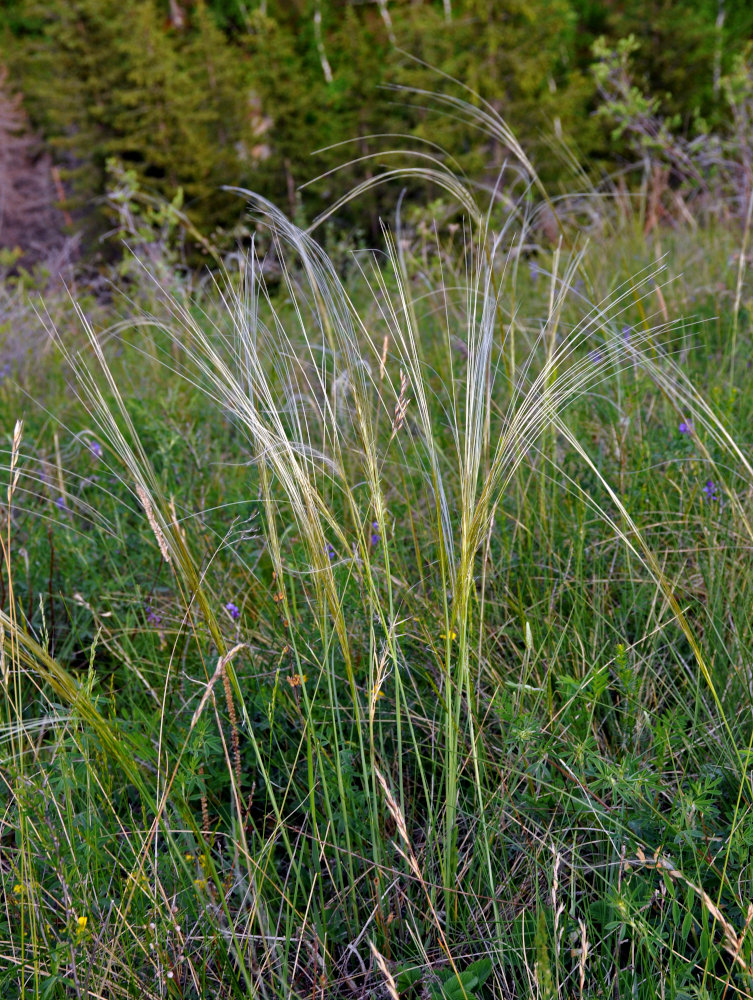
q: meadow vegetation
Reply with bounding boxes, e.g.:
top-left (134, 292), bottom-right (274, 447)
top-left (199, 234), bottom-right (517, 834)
top-left (3, 14), bottom-right (753, 1000)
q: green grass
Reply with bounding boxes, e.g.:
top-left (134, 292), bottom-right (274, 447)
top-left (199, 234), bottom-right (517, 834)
top-left (3, 145), bottom-right (753, 999)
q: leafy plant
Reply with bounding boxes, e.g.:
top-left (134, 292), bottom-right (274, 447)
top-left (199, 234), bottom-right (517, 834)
top-left (397, 957), bottom-right (494, 999)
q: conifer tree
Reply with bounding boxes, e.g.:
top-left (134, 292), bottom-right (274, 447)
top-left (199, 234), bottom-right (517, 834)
top-left (389, 0), bottom-right (594, 185)
top-left (12, 0), bottom-right (251, 244)
top-left (242, 9), bottom-right (331, 218)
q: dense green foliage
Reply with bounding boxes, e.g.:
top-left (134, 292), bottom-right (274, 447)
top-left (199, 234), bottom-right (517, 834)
top-left (3, 161), bottom-right (753, 995)
top-left (4, 4), bottom-right (753, 997)
top-left (2, 0), bottom-right (753, 256)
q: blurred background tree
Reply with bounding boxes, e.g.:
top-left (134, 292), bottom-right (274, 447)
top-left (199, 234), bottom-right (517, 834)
top-left (1, 0), bottom-right (752, 262)
top-left (5, 0), bottom-right (249, 249)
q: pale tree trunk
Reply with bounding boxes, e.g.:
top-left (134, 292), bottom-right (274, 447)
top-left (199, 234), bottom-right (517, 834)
top-left (713, 0), bottom-right (725, 98)
top-left (313, 0), bottom-right (333, 84)
top-left (168, 0), bottom-right (186, 30)
top-left (376, 0), bottom-right (396, 45)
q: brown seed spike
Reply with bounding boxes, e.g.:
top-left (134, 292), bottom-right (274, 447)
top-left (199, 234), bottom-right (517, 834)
top-left (389, 370), bottom-right (410, 441)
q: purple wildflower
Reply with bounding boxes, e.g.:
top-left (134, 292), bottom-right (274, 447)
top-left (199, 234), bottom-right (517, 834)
top-left (588, 349), bottom-right (603, 364)
top-left (370, 521), bottom-right (381, 547)
top-left (679, 420), bottom-right (692, 435)
top-left (146, 604), bottom-right (162, 626)
top-left (528, 259), bottom-right (540, 284)
top-left (622, 325), bottom-right (631, 342)
top-left (326, 543), bottom-right (336, 561)
top-left (224, 601), bottom-right (241, 621)
top-left (703, 479), bottom-right (719, 501)
top-left (89, 440), bottom-right (103, 459)
top-left (55, 496), bottom-right (67, 510)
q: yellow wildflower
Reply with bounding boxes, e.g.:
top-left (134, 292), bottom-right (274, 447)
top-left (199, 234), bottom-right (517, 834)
top-left (76, 915), bottom-right (87, 933)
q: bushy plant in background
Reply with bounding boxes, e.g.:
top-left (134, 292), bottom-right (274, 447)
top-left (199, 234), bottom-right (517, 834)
top-left (591, 34), bottom-right (753, 229)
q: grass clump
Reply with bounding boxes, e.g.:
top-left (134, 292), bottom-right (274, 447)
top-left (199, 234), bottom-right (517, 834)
top-left (3, 103), bottom-right (753, 999)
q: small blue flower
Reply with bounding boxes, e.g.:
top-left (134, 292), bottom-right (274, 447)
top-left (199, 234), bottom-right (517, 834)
top-left (588, 349), bottom-right (603, 364)
top-left (146, 604), bottom-right (162, 626)
top-left (703, 479), bottom-right (719, 501)
top-left (370, 521), bottom-right (381, 547)
top-left (55, 496), bottom-right (67, 510)
top-left (89, 440), bottom-right (103, 459)
top-left (325, 543), bottom-right (336, 561)
top-left (224, 601), bottom-right (241, 621)
top-left (622, 325), bottom-right (631, 342)
top-left (679, 420), bottom-right (692, 435)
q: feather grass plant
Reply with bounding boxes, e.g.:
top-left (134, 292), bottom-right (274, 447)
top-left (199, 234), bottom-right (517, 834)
top-left (3, 91), bottom-right (753, 998)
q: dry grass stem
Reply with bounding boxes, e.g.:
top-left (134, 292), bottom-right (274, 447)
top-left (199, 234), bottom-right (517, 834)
top-left (369, 940), bottom-right (399, 1000)
top-left (135, 484), bottom-right (172, 564)
top-left (390, 369), bottom-right (410, 439)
